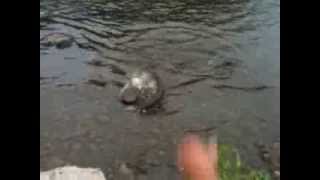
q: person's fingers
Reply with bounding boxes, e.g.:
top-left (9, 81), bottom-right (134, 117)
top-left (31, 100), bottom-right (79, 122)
top-left (178, 135), bottom-right (209, 170)
top-left (178, 134), bottom-right (217, 180)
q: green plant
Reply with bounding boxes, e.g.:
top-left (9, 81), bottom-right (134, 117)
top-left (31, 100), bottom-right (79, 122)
top-left (218, 144), bottom-right (271, 180)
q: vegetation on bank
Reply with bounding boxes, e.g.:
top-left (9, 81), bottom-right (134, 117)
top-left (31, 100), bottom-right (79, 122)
top-left (218, 144), bottom-right (271, 180)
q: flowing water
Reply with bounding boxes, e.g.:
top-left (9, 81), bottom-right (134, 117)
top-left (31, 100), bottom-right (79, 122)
top-left (40, 0), bottom-right (280, 179)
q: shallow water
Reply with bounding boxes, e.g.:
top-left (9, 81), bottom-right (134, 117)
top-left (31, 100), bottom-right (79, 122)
top-left (40, 0), bottom-right (280, 178)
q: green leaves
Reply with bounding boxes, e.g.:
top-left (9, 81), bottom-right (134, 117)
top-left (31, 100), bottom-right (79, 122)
top-left (218, 144), bottom-right (270, 180)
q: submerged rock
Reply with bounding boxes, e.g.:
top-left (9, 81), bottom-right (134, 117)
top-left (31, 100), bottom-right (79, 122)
top-left (41, 33), bottom-right (74, 49)
top-left (40, 166), bottom-right (107, 180)
top-left (116, 163), bottom-right (135, 180)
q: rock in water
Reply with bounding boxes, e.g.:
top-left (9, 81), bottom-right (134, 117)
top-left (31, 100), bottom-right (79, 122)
top-left (40, 166), bottom-right (106, 180)
top-left (117, 163), bottom-right (135, 180)
top-left (41, 33), bottom-right (74, 49)
top-left (119, 69), bottom-right (164, 111)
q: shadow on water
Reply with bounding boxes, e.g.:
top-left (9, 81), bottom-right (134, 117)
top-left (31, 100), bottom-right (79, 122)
top-left (40, 0), bottom-right (279, 178)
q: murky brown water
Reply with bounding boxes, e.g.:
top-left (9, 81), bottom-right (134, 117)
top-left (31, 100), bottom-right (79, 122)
top-left (40, 0), bottom-right (280, 179)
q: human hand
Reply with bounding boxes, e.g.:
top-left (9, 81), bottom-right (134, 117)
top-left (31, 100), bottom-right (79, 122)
top-left (177, 134), bottom-right (218, 180)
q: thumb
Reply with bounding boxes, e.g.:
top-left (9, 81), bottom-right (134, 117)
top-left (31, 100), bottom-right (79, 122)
top-left (178, 134), bottom-right (218, 180)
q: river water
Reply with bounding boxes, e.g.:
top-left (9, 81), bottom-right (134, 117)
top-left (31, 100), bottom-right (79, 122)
top-left (40, 0), bottom-right (280, 179)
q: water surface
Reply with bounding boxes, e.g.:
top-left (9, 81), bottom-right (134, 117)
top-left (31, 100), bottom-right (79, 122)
top-left (40, 0), bottom-right (280, 178)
